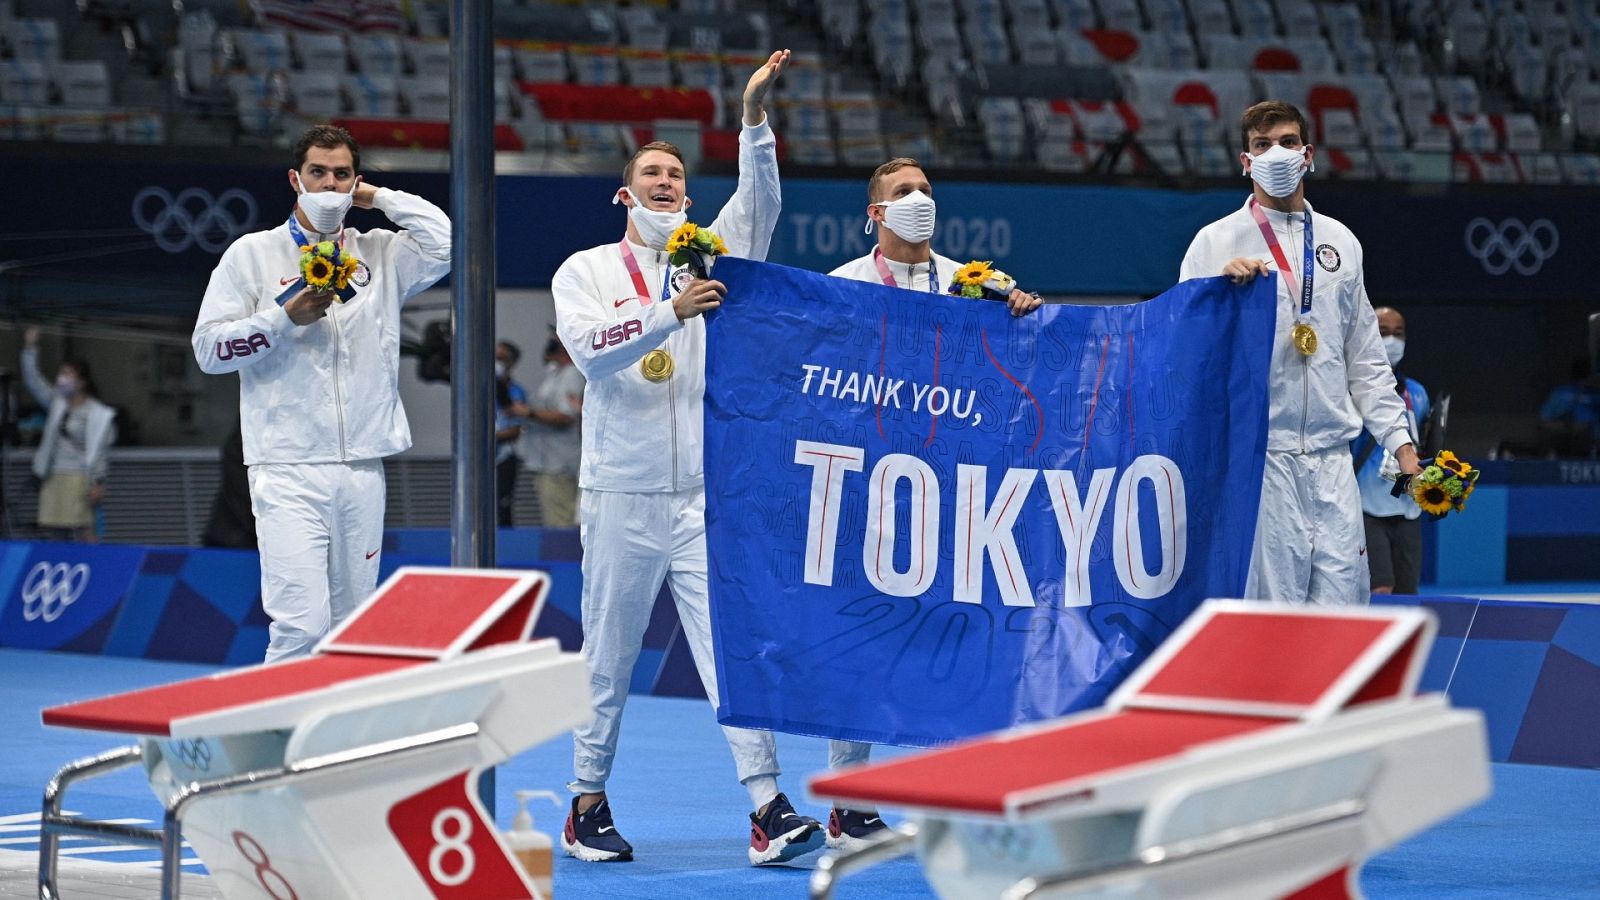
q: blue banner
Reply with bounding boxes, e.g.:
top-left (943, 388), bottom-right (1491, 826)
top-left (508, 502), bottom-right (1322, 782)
top-left (704, 259), bottom-right (1275, 746)
top-left (0, 543), bottom-right (146, 652)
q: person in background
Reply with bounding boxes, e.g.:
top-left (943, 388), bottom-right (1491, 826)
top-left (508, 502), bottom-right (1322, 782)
top-left (495, 340), bottom-right (529, 526)
top-left (203, 419), bottom-right (257, 549)
top-left (20, 327), bottom-right (116, 543)
top-left (1539, 359), bottom-right (1600, 459)
top-left (1352, 307), bottom-right (1430, 594)
top-left (514, 333), bottom-right (584, 527)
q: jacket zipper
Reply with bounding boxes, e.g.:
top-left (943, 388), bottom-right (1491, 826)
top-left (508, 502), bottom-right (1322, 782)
top-left (667, 345), bottom-right (678, 491)
top-left (331, 308), bottom-right (348, 460)
top-left (1285, 214), bottom-right (1310, 455)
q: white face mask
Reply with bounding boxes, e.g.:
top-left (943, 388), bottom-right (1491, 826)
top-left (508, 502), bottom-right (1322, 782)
top-left (296, 176), bottom-right (354, 234)
top-left (55, 375), bottom-right (77, 398)
top-left (494, 362), bottom-right (508, 380)
top-left (615, 188), bottom-right (688, 251)
top-left (1245, 144), bottom-right (1312, 198)
top-left (1383, 335), bottom-right (1406, 367)
top-left (872, 190), bottom-right (937, 244)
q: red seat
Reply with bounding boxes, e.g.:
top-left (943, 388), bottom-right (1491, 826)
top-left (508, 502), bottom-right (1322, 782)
top-left (519, 82), bottom-right (717, 125)
top-left (1307, 84), bottom-right (1360, 141)
top-left (1082, 29), bottom-right (1141, 63)
top-left (333, 118), bottom-right (525, 151)
top-left (1173, 81), bottom-right (1220, 117)
top-left (1253, 47), bottom-right (1302, 71)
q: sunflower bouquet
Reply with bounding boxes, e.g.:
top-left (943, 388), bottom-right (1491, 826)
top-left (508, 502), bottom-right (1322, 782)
top-left (298, 241), bottom-right (363, 302)
top-left (1396, 450), bottom-right (1481, 517)
top-left (949, 260), bottom-right (1017, 301)
top-left (666, 222), bottom-right (728, 279)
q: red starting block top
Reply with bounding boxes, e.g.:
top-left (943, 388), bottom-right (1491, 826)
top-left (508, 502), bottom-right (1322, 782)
top-left (319, 567), bottom-right (547, 660)
top-left (812, 709), bottom-right (1283, 816)
top-left (1110, 602), bottom-right (1433, 720)
top-left (42, 654), bottom-right (422, 736)
top-left (41, 567), bottom-right (554, 737)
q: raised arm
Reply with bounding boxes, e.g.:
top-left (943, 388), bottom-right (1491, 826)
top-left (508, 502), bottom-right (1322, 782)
top-left (708, 50), bottom-right (788, 261)
top-left (358, 184), bottom-right (452, 305)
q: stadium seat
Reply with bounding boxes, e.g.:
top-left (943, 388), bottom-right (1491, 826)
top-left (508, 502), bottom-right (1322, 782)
top-left (52, 61), bottom-right (112, 108)
top-left (1190, 0), bottom-right (1235, 34)
top-left (343, 72), bottom-right (399, 117)
top-left (515, 45), bottom-right (568, 84)
top-left (570, 46), bottom-right (622, 85)
top-left (1233, 0), bottom-right (1279, 38)
top-left (349, 34), bottom-right (404, 76)
top-left (0, 61), bottom-right (49, 105)
top-left (399, 76), bottom-right (449, 120)
top-left (0, 17), bottom-right (61, 62)
top-left (1053, 0), bottom-right (1097, 31)
top-left (1099, 0), bottom-right (1145, 33)
top-left (291, 30), bottom-right (348, 72)
top-left (406, 38), bottom-right (451, 80)
top-left (226, 28), bottom-right (291, 75)
top-left (620, 50), bottom-right (672, 88)
top-left (1435, 75), bottom-right (1482, 116)
top-left (286, 70), bottom-right (342, 119)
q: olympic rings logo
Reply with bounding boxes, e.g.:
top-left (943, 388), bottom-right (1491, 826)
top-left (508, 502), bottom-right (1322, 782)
top-left (132, 186), bottom-right (258, 255)
top-left (1463, 217), bottom-right (1559, 276)
top-left (20, 562), bottom-right (90, 623)
top-left (168, 738), bottom-right (213, 772)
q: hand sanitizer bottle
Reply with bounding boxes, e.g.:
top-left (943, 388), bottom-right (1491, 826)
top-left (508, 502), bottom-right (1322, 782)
top-left (507, 790), bottom-right (562, 899)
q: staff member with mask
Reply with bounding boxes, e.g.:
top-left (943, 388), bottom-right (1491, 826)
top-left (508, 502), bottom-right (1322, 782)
top-left (192, 123), bottom-right (451, 661)
top-left (1179, 100), bottom-right (1419, 606)
top-left (551, 50), bottom-right (828, 868)
top-left (1352, 307), bottom-right (1430, 594)
top-left (829, 158), bottom-right (1042, 316)
top-left (820, 156), bottom-right (1042, 852)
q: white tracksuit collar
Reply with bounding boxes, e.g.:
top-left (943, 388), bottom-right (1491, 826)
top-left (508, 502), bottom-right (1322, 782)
top-left (623, 236), bottom-right (669, 267)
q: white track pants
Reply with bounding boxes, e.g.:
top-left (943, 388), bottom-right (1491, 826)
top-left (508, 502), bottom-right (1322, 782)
top-left (249, 460), bottom-right (386, 661)
top-left (570, 486), bottom-right (779, 793)
top-left (1244, 447), bottom-right (1369, 606)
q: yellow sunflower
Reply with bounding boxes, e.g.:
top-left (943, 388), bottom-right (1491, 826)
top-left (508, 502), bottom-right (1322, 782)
top-left (666, 222), bottom-right (698, 254)
top-left (1437, 450), bottom-right (1472, 477)
top-left (954, 260), bottom-right (994, 287)
top-left (1413, 481), bottom-right (1453, 516)
top-left (303, 255), bottom-right (335, 290)
top-left (712, 234), bottom-right (729, 255)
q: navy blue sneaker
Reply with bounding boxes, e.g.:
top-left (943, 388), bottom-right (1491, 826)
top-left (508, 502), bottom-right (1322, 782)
top-left (748, 792), bottom-right (824, 865)
top-left (826, 807), bottom-right (889, 851)
top-left (561, 796), bottom-right (633, 862)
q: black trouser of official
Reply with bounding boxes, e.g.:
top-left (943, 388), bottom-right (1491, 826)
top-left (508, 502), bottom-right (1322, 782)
top-left (1364, 513), bottom-right (1421, 594)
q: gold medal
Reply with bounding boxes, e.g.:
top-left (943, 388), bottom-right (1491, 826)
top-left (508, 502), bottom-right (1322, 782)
top-left (640, 349), bottom-right (674, 382)
top-left (1291, 322), bottom-right (1318, 356)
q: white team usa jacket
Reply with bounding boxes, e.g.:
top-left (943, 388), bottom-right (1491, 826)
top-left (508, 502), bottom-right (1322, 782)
top-left (551, 118), bottom-right (780, 494)
top-left (191, 188), bottom-right (451, 466)
top-left (1180, 197), bottom-right (1410, 456)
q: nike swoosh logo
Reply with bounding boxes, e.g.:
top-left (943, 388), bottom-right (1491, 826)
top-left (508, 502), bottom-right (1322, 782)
top-left (280, 275), bottom-right (298, 285)
top-left (366, 549), bottom-right (379, 559)
top-left (614, 298), bottom-right (631, 308)
top-left (864, 817), bottom-right (882, 826)
top-left (597, 826), bottom-right (615, 834)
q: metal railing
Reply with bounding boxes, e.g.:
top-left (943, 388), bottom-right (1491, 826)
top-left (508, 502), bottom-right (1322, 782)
top-left (39, 722), bottom-right (480, 900)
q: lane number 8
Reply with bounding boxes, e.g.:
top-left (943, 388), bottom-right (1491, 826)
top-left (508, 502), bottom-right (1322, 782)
top-left (428, 807), bottom-right (477, 887)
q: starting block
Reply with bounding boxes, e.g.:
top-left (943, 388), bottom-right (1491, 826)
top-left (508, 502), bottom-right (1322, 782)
top-left (809, 600), bottom-right (1490, 900)
top-left (36, 566), bottom-right (591, 900)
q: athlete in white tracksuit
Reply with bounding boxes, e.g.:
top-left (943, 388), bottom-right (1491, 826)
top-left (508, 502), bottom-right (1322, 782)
top-left (1179, 102), bottom-right (1417, 607)
top-left (824, 158), bottom-right (1044, 848)
top-left (552, 51), bottom-right (821, 866)
top-left (192, 125), bottom-right (450, 661)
